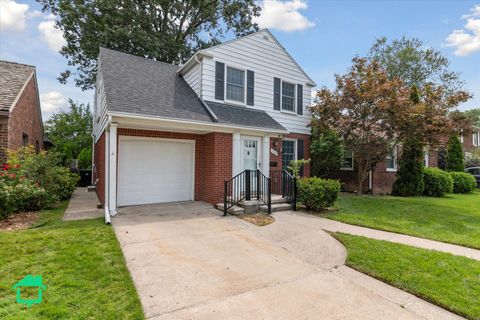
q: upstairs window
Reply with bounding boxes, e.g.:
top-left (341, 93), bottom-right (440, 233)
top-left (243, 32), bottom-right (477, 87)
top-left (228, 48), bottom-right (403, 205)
top-left (281, 81), bottom-right (295, 112)
top-left (22, 133), bottom-right (28, 146)
top-left (226, 67), bottom-right (245, 102)
top-left (341, 149), bottom-right (354, 170)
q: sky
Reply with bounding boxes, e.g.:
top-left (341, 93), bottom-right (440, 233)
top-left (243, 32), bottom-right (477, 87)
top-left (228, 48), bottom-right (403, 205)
top-left (0, 0), bottom-right (479, 120)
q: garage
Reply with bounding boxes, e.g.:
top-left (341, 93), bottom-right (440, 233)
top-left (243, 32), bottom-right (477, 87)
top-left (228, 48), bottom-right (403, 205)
top-left (117, 136), bottom-right (195, 206)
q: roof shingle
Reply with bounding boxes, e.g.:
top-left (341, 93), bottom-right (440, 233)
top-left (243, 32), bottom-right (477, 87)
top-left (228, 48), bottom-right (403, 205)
top-left (0, 61), bottom-right (35, 112)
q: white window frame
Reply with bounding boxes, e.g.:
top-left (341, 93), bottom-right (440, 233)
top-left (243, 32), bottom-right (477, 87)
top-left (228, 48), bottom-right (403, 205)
top-left (224, 64), bottom-right (247, 105)
top-left (386, 147), bottom-right (398, 172)
top-left (424, 149), bottom-right (429, 167)
top-left (280, 80), bottom-right (297, 114)
top-left (474, 132), bottom-right (479, 147)
top-left (282, 138), bottom-right (297, 169)
top-left (340, 149), bottom-right (354, 171)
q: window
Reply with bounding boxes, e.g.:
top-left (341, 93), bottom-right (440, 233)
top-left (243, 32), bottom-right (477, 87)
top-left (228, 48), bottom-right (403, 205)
top-left (226, 67), bottom-right (245, 102)
top-left (22, 133), bottom-right (28, 146)
top-left (282, 139), bottom-right (296, 169)
top-left (341, 149), bottom-right (354, 170)
top-left (474, 132), bottom-right (479, 147)
top-left (424, 149), bottom-right (429, 167)
top-left (386, 148), bottom-right (397, 171)
top-left (281, 81), bottom-right (295, 112)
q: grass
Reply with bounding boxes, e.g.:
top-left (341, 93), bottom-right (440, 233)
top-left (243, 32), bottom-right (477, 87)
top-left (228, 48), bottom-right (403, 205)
top-left (0, 202), bottom-right (144, 320)
top-left (328, 190), bottom-right (480, 249)
top-left (333, 233), bottom-right (480, 320)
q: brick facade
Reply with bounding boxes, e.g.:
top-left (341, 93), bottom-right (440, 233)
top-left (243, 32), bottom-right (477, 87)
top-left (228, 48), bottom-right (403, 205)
top-left (269, 133), bottom-right (311, 176)
top-left (0, 76), bottom-right (44, 163)
top-left (94, 128), bottom-right (233, 206)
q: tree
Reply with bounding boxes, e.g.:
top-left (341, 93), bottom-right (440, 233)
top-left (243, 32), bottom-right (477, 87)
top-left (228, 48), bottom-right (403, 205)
top-left (368, 36), bottom-right (463, 93)
top-left (45, 100), bottom-right (93, 161)
top-left (465, 108), bottom-right (480, 127)
top-left (310, 57), bottom-right (412, 194)
top-left (37, 0), bottom-right (261, 90)
top-left (446, 135), bottom-right (464, 172)
top-left (392, 138), bottom-right (425, 196)
top-left (310, 128), bottom-right (344, 178)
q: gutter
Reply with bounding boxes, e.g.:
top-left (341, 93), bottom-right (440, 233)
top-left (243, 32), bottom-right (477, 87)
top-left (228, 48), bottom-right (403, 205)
top-left (199, 98), bottom-right (218, 123)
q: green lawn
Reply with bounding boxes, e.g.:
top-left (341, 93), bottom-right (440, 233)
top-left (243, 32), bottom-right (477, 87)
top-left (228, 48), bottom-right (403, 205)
top-left (329, 191), bottom-right (480, 249)
top-left (334, 233), bottom-right (480, 320)
top-left (0, 202), bottom-right (144, 320)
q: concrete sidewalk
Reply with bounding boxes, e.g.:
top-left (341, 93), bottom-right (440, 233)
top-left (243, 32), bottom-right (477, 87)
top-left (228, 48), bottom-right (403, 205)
top-left (307, 215), bottom-right (480, 261)
top-left (63, 187), bottom-right (103, 221)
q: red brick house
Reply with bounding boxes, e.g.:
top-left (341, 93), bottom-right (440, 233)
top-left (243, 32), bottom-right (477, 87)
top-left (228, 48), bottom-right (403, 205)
top-left (93, 30), bottom-right (314, 220)
top-left (0, 60), bottom-right (45, 162)
top-left (335, 127), bottom-right (480, 194)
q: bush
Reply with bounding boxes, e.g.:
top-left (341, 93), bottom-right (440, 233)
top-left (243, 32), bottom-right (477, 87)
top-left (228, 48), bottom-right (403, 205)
top-left (449, 172), bottom-right (477, 193)
top-left (77, 148), bottom-right (92, 169)
top-left (422, 168), bottom-right (453, 197)
top-left (392, 138), bottom-right (424, 197)
top-left (446, 135), bottom-right (464, 172)
top-left (297, 177), bottom-right (341, 211)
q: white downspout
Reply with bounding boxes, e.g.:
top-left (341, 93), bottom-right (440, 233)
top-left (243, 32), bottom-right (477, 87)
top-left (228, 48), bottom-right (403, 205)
top-left (194, 55), bottom-right (203, 98)
top-left (104, 116), bottom-right (112, 224)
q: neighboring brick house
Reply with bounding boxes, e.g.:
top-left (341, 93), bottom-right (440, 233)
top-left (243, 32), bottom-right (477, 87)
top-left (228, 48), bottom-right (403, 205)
top-left (336, 127), bottom-right (480, 194)
top-left (93, 29), bottom-right (315, 219)
top-left (0, 61), bottom-right (44, 162)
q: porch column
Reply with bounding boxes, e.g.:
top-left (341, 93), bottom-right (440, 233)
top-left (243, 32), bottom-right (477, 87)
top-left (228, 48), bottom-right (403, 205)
top-left (232, 132), bottom-right (241, 176)
top-left (108, 123), bottom-right (118, 216)
top-left (262, 136), bottom-right (270, 177)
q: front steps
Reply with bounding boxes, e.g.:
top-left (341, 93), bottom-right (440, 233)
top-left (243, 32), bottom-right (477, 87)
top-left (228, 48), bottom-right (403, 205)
top-left (215, 194), bottom-right (293, 215)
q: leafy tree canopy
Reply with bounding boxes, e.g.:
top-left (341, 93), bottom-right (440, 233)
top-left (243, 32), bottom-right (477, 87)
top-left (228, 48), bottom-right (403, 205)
top-left (368, 36), bottom-right (463, 93)
top-left (45, 99), bottom-right (93, 161)
top-left (465, 108), bottom-right (480, 127)
top-left (310, 128), bottom-right (344, 178)
top-left (37, 0), bottom-right (261, 90)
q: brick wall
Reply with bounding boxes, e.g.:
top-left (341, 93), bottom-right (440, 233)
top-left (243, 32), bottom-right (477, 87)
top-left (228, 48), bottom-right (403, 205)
top-left (94, 132), bottom-right (106, 205)
top-left (7, 76), bottom-right (43, 152)
top-left (269, 133), bottom-right (311, 177)
top-left (0, 116), bottom-right (8, 163)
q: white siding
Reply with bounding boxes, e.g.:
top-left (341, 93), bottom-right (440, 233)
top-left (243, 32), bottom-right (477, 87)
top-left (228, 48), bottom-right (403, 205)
top-left (93, 60), bottom-right (109, 142)
top-left (200, 30), bottom-right (313, 134)
top-left (182, 62), bottom-right (201, 95)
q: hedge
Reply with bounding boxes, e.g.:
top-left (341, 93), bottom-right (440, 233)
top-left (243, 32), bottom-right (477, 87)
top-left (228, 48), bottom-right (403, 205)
top-left (297, 177), bottom-right (341, 211)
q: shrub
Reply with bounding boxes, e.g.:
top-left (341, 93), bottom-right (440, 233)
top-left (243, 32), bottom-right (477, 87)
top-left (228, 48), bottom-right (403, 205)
top-left (77, 148), bottom-right (92, 169)
top-left (446, 135), bottom-right (464, 172)
top-left (422, 167), bottom-right (453, 197)
top-left (449, 172), bottom-right (477, 193)
top-left (297, 177), bottom-right (341, 211)
top-left (392, 138), bottom-right (424, 197)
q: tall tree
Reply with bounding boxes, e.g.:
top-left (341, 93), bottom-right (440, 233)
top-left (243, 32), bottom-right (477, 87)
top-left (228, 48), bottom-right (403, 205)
top-left (310, 128), bottom-right (344, 178)
top-left (37, 0), bottom-right (261, 90)
top-left (368, 36), bottom-right (463, 93)
top-left (446, 135), bottom-right (464, 172)
top-left (465, 108), bottom-right (480, 127)
top-left (45, 100), bottom-right (93, 160)
top-left (310, 58), bottom-right (411, 194)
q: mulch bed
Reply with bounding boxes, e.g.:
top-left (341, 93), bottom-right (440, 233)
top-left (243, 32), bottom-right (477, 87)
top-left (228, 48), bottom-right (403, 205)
top-left (237, 213), bottom-right (275, 226)
top-left (0, 211), bottom-right (39, 231)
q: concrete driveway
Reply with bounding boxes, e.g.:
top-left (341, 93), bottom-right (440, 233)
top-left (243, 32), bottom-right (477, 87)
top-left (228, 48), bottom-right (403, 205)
top-left (113, 202), bottom-right (462, 320)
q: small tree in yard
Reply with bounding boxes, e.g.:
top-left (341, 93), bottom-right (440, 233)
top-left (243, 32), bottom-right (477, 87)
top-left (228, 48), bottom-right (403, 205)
top-left (310, 128), bottom-right (344, 178)
top-left (392, 138), bottom-right (424, 196)
top-left (311, 57), bottom-right (411, 195)
top-left (446, 135), bottom-right (464, 172)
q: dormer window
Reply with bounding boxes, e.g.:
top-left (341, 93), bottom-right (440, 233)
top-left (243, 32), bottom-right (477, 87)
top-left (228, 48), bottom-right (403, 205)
top-left (226, 67), bottom-right (245, 103)
top-left (281, 81), bottom-right (295, 112)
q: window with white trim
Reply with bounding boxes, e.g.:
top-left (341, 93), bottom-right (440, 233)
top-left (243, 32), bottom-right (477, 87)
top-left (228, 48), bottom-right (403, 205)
top-left (282, 139), bottom-right (296, 169)
top-left (424, 149), bottom-right (429, 167)
top-left (226, 67), bottom-right (245, 102)
top-left (281, 81), bottom-right (295, 112)
top-left (341, 149), bottom-right (354, 170)
top-left (474, 132), bottom-right (479, 147)
top-left (386, 148), bottom-right (397, 171)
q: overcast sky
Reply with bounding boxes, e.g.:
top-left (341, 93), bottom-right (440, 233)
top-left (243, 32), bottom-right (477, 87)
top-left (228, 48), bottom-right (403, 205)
top-left (1, 0), bottom-right (479, 121)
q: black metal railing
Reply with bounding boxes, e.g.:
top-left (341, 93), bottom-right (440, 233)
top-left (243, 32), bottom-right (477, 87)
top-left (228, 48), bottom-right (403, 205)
top-left (282, 169), bottom-right (297, 211)
top-left (223, 169), bottom-right (271, 215)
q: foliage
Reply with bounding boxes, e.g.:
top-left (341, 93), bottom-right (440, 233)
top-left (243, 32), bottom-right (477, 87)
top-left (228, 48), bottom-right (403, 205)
top-left (310, 128), bottom-right (344, 178)
top-left (78, 148), bottom-right (92, 169)
top-left (334, 233), bottom-right (480, 319)
top-left (465, 148), bottom-right (480, 167)
top-left (0, 146), bottom-right (79, 219)
top-left (392, 138), bottom-right (424, 196)
top-left (446, 135), bottom-right (464, 172)
top-left (464, 108), bottom-right (480, 127)
top-left (287, 159), bottom-right (311, 178)
top-left (45, 100), bottom-right (93, 161)
top-left (449, 172), bottom-right (477, 194)
top-left (297, 177), bottom-right (341, 211)
top-left (422, 167), bottom-right (453, 197)
top-left (311, 57), bottom-right (412, 194)
top-left (368, 36), bottom-right (463, 92)
top-left (37, 0), bottom-right (261, 90)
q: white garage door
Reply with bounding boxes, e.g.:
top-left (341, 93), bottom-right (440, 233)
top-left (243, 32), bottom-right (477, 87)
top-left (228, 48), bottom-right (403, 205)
top-left (118, 136), bottom-right (195, 206)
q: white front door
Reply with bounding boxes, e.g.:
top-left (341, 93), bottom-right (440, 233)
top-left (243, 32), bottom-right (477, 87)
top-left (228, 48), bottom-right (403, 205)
top-left (242, 137), bottom-right (261, 171)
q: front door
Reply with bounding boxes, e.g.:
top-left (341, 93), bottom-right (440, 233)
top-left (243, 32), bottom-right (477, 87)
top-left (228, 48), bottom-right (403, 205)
top-left (242, 137), bottom-right (260, 171)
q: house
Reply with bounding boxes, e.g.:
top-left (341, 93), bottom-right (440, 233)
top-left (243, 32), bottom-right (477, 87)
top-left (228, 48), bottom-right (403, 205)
top-left (0, 60), bottom-right (45, 162)
top-left (93, 29), bottom-right (315, 218)
top-left (336, 127), bottom-right (480, 194)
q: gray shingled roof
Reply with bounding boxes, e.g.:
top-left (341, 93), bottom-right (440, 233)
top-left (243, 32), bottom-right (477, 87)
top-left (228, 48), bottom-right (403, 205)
top-left (0, 60), bottom-right (35, 112)
top-left (99, 48), bottom-right (286, 131)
